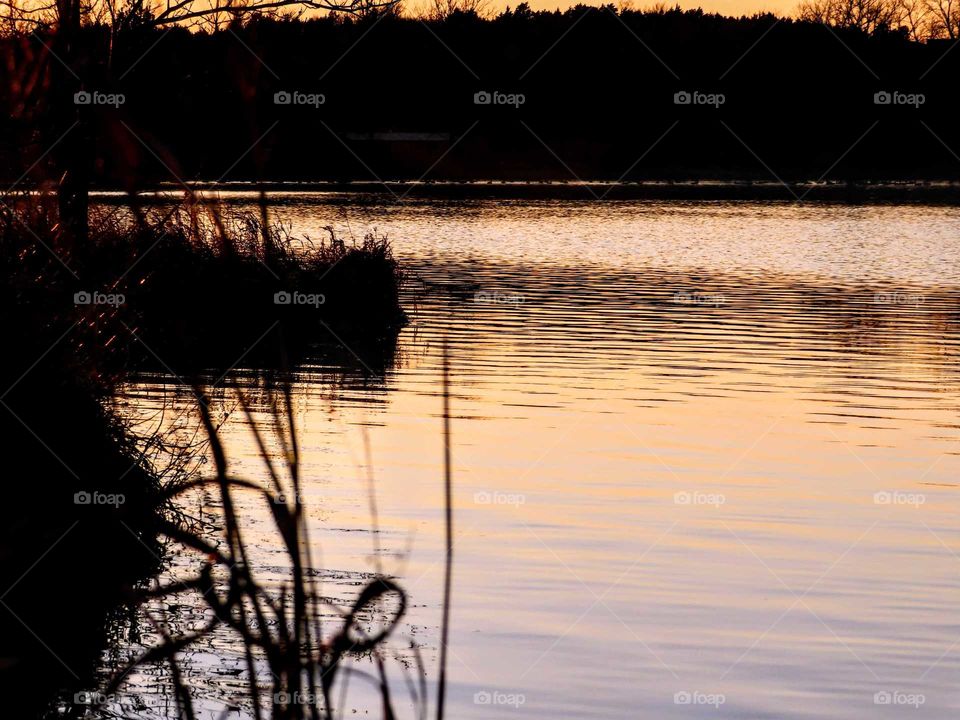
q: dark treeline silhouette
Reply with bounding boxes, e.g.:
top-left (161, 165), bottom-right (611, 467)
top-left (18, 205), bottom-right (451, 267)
top-left (2, 4), bottom-right (960, 187)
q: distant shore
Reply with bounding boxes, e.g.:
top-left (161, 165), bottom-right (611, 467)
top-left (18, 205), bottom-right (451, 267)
top-left (83, 180), bottom-right (960, 204)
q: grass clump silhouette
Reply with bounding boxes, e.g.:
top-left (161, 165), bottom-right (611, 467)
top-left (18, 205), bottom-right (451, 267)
top-left (3, 193), bottom-right (405, 374)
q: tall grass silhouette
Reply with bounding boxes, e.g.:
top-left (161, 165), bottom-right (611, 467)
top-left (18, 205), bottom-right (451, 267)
top-left (96, 347), bottom-right (454, 720)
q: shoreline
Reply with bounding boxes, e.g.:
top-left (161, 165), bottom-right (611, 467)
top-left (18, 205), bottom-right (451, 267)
top-left (78, 180), bottom-right (960, 203)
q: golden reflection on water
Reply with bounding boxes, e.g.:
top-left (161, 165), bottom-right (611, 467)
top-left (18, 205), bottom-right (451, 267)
top-left (113, 200), bottom-right (960, 719)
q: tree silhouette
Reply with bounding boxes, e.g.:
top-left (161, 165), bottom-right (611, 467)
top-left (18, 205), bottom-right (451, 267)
top-left (1, 3), bottom-right (957, 203)
top-left (2, 0), bottom-right (399, 242)
top-left (797, 0), bottom-right (959, 37)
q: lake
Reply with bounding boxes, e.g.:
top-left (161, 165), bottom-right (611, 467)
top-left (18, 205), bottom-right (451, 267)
top-left (108, 196), bottom-right (960, 719)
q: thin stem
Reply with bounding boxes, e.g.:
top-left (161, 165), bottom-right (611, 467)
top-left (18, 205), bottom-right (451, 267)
top-left (435, 340), bottom-right (453, 720)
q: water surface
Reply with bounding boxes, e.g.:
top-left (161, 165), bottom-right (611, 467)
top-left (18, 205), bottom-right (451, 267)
top-left (112, 198), bottom-right (960, 719)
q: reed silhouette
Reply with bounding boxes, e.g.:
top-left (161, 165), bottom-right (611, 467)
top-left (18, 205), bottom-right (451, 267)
top-left (0, 185), bottom-right (406, 718)
top-left (87, 344), bottom-right (455, 720)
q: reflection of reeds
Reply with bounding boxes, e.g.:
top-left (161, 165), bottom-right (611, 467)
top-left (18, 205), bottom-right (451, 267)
top-left (103, 348), bottom-right (454, 719)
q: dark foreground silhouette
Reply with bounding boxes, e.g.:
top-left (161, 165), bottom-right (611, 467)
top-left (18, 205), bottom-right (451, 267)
top-left (0, 197), bottom-right (404, 718)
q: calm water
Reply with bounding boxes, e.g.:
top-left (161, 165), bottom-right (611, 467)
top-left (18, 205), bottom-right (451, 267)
top-left (109, 198), bottom-right (960, 719)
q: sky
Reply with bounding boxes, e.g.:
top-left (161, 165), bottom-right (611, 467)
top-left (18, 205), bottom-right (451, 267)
top-left (512, 0), bottom-right (793, 16)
